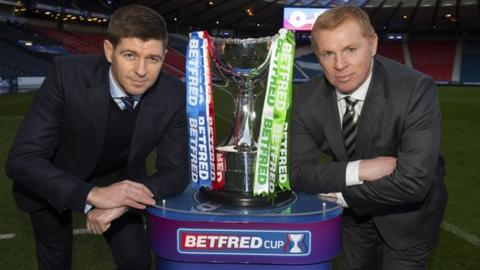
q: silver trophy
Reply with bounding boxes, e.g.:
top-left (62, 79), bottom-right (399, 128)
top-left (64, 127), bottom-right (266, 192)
top-left (199, 36), bottom-right (291, 206)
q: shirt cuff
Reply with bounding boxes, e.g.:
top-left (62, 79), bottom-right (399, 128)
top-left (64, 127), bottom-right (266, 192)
top-left (346, 160), bottom-right (363, 186)
top-left (84, 203), bottom-right (93, 214)
top-left (336, 192), bottom-right (349, 208)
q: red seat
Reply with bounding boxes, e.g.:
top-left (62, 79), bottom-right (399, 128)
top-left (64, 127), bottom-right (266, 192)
top-left (409, 41), bottom-right (455, 82)
top-left (377, 42), bottom-right (404, 64)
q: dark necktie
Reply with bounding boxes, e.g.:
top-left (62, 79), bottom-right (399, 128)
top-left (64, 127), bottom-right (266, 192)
top-left (342, 96), bottom-right (359, 159)
top-left (120, 96), bottom-right (136, 112)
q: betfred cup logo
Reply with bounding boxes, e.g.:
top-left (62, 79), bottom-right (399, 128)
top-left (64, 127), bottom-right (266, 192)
top-left (287, 233), bottom-right (305, 253)
top-left (178, 229), bottom-right (310, 256)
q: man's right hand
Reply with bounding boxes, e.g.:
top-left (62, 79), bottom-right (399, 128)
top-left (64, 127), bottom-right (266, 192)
top-left (86, 206), bottom-right (128, 234)
top-left (359, 156), bottom-right (397, 182)
top-left (86, 180), bottom-right (156, 209)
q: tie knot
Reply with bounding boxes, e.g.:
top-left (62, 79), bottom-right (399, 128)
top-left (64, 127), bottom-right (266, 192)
top-left (120, 95), bottom-right (136, 112)
top-left (345, 96), bottom-right (358, 110)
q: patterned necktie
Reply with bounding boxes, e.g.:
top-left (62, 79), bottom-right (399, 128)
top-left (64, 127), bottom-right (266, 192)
top-left (342, 96), bottom-right (359, 159)
top-left (120, 96), bottom-right (136, 112)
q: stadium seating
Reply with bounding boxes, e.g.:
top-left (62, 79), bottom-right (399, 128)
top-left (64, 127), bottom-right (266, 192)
top-left (0, 39), bottom-right (51, 76)
top-left (0, 64), bottom-right (23, 78)
top-left (0, 21), bottom-right (55, 46)
top-left (68, 31), bottom-right (105, 50)
top-left (33, 26), bottom-right (101, 54)
top-left (460, 40), bottom-right (480, 83)
top-left (169, 34), bottom-right (189, 54)
top-left (294, 47), bottom-right (322, 79)
top-left (3, 20), bottom-right (476, 84)
top-left (377, 41), bottom-right (404, 64)
top-left (409, 40), bottom-right (456, 82)
top-left (162, 48), bottom-right (185, 79)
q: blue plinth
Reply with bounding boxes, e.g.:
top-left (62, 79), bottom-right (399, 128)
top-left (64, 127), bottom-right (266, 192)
top-left (148, 186), bottom-right (342, 269)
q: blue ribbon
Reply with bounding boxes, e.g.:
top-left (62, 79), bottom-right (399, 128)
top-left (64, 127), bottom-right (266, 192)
top-left (186, 31), bottom-right (214, 189)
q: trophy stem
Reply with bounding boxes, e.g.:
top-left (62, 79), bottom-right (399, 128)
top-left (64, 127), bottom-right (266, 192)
top-left (226, 79), bottom-right (257, 152)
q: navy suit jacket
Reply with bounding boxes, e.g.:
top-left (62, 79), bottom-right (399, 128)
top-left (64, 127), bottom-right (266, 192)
top-left (6, 54), bottom-right (188, 213)
top-left (291, 55), bottom-right (447, 249)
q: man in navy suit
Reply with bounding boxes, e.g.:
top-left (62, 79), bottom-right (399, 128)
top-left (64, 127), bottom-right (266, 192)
top-left (6, 5), bottom-right (187, 270)
top-left (291, 6), bottom-right (447, 269)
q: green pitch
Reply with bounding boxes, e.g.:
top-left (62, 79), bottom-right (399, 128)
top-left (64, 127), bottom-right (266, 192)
top-left (0, 85), bottom-right (479, 269)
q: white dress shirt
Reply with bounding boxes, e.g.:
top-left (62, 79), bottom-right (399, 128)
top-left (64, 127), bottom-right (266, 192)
top-left (333, 68), bottom-right (373, 207)
top-left (109, 68), bottom-right (142, 109)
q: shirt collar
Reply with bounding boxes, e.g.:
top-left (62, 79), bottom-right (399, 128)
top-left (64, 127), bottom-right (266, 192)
top-left (336, 60), bottom-right (373, 102)
top-left (109, 68), bottom-right (142, 101)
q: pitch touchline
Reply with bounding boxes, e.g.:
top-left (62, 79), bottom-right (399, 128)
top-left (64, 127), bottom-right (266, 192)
top-left (0, 233), bottom-right (15, 240)
top-left (441, 222), bottom-right (480, 247)
top-left (0, 229), bottom-right (91, 240)
top-left (73, 228), bottom-right (91, 235)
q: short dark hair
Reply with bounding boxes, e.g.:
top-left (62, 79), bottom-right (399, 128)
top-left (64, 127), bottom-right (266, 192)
top-left (107, 4), bottom-right (168, 48)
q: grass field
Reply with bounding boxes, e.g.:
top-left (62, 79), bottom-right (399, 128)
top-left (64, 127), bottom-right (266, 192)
top-left (1, 85), bottom-right (479, 269)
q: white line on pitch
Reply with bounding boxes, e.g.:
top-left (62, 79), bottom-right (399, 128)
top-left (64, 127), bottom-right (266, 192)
top-left (73, 228), bottom-right (91, 235)
top-left (442, 222), bottom-right (480, 247)
top-left (1, 229), bottom-right (91, 240)
top-left (0, 233), bottom-right (15, 240)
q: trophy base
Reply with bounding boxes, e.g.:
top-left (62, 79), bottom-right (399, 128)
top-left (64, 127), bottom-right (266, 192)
top-left (198, 187), bottom-right (293, 208)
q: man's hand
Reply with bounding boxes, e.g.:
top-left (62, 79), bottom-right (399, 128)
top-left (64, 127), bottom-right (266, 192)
top-left (86, 206), bottom-right (128, 234)
top-left (319, 193), bottom-right (338, 203)
top-left (86, 180), bottom-right (155, 210)
top-left (359, 156), bottom-right (397, 182)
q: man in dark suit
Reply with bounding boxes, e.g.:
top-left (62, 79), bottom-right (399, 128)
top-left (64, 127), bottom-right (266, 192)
top-left (291, 6), bottom-right (447, 270)
top-left (5, 5), bottom-right (187, 270)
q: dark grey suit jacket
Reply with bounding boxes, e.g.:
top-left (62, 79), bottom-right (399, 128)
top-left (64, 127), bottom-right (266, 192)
top-left (291, 55), bottom-right (447, 249)
top-left (6, 54), bottom-right (188, 213)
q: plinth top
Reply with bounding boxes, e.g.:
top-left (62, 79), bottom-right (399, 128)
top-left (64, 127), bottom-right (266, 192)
top-left (148, 186), bottom-right (342, 223)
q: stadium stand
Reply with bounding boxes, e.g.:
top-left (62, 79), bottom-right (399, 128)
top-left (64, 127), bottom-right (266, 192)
top-left (0, 21), bottom-right (55, 46)
top-left (33, 26), bottom-right (101, 54)
top-left (162, 47), bottom-right (186, 79)
top-left (1, 6), bottom-right (477, 85)
top-left (294, 46), bottom-right (322, 79)
top-left (68, 31), bottom-right (105, 50)
top-left (0, 63), bottom-right (24, 77)
top-left (377, 41), bottom-right (404, 64)
top-left (460, 40), bottom-right (480, 83)
top-left (169, 33), bottom-right (189, 54)
top-left (409, 40), bottom-right (456, 82)
top-left (0, 39), bottom-right (51, 76)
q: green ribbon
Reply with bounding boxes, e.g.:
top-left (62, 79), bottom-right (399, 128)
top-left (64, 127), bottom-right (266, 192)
top-left (254, 29), bottom-right (295, 199)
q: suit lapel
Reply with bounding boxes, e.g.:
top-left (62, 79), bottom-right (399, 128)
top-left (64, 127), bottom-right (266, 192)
top-left (354, 61), bottom-right (387, 159)
top-left (128, 83), bottom-right (157, 164)
top-left (321, 84), bottom-right (349, 161)
top-left (87, 64), bottom-right (110, 151)
top-left (85, 58), bottom-right (161, 166)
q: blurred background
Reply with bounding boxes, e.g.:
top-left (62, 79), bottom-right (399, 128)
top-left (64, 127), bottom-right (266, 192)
top-left (0, 0), bottom-right (479, 269)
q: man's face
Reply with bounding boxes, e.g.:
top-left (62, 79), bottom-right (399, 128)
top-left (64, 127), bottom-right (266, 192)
top-left (312, 19), bottom-right (377, 94)
top-left (104, 37), bottom-right (166, 96)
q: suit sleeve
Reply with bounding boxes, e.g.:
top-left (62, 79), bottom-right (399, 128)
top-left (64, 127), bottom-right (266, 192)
top-left (290, 84), bottom-right (348, 193)
top-left (343, 77), bottom-right (441, 215)
top-left (145, 88), bottom-right (188, 200)
top-left (5, 58), bottom-right (94, 213)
